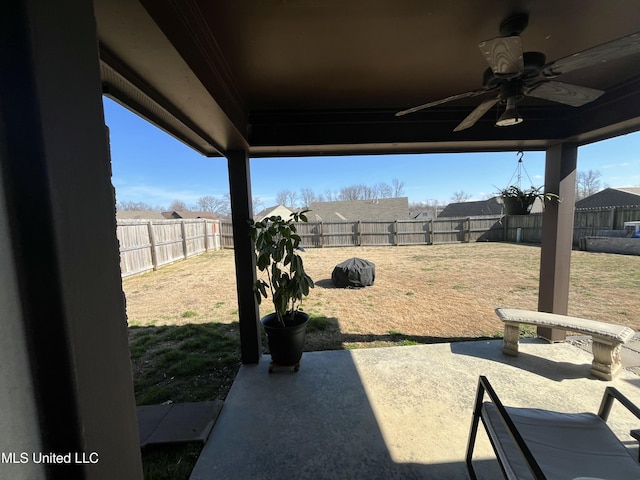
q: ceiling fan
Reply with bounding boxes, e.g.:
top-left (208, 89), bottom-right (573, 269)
top-left (395, 13), bottom-right (640, 131)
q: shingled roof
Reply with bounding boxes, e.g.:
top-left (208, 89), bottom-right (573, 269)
top-left (308, 197), bottom-right (409, 222)
top-left (253, 205), bottom-right (294, 221)
top-left (115, 210), bottom-right (165, 220)
top-left (576, 187), bottom-right (640, 209)
top-left (438, 197), bottom-right (503, 217)
top-left (161, 211), bottom-right (221, 220)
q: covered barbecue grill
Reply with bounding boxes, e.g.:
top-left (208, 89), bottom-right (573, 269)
top-left (331, 258), bottom-right (375, 288)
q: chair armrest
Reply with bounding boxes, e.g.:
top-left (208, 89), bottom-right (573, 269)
top-left (474, 376), bottom-right (547, 479)
top-left (598, 387), bottom-right (640, 422)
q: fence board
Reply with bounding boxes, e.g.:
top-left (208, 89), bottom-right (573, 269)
top-left (219, 205), bottom-right (640, 249)
top-left (117, 219), bottom-right (221, 277)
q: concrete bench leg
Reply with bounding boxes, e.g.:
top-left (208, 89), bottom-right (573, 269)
top-left (503, 323), bottom-right (520, 356)
top-left (591, 338), bottom-right (623, 381)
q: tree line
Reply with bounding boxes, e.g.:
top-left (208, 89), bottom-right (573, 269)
top-left (276, 178), bottom-right (406, 208)
top-left (116, 170), bottom-right (606, 215)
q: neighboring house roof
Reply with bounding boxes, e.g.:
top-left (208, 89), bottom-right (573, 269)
top-left (115, 210), bottom-right (165, 220)
top-left (411, 210), bottom-right (436, 220)
top-left (308, 197), bottom-right (409, 221)
top-left (254, 205), bottom-right (295, 221)
top-left (161, 210), bottom-right (220, 219)
top-left (576, 187), bottom-right (640, 209)
top-left (438, 197), bottom-right (504, 217)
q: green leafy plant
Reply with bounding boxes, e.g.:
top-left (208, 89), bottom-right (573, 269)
top-left (249, 210), bottom-right (315, 327)
top-left (499, 185), bottom-right (560, 202)
top-left (497, 185), bottom-right (561, 214)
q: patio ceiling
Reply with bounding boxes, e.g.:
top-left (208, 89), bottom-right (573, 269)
top-left (95, 0), bottom-right (640, 158)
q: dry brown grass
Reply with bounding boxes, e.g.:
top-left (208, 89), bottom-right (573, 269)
top-left (123, 243), bottom-right (640, 350)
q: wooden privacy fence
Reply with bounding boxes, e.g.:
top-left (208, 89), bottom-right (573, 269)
top-left (220, 215), bottom-right (504, 248)
top-left (117, 219), bottom-right (221, 277)
top-left (505, 205), bottom-right (640, 244)
top-left (218, 205), bottom-right (640, 249)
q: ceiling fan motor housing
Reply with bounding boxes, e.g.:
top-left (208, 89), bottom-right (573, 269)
top-left (499, 13), bottom-right (529, 37)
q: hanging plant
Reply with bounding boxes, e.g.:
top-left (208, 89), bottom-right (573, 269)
top-left (498, 185), bottom-right (560, 215)
top-left (497, 151), bottom-right (561, 215)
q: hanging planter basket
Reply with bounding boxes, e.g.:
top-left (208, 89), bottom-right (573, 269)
top-left (502, 190), bottom-right (538, 215)
top-left (497, 151), bottom-right (560, 215)
top-left (502, 192), bottom-right (537, 215)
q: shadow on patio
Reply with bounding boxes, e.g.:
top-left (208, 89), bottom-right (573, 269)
top-left (190, 339), bottom-right (640, 479)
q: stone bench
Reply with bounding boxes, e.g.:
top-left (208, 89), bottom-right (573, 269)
top-left (495, 308), bottom-right (636, 380)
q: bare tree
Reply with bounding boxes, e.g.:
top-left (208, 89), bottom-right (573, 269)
top-left (339, 184), bottom-right (364, 201)
top-left (362, 184), bottom-right (379, 200)
top-left (451, 191), bottom-right (471, 203)
top-left (299, 187), bottom-right (317, 208)
top-left (576, 170), bottom-right (603, 200)
top-left (391, 178), bottom-right (405, 197)
top-left (324, 189), bottom-right (337, 201)
top-left (252, 195), bottom-right (264, 214)
top-left (375, 182), bottom-right (393, 198)
top-left (169, 199), bottom-right (189, 211)
top-left (196, 195), bottom-right (230, 216)
top-left (116, 200), bottom-right (156, 211)
top-left (276, 189), bottom-right (299, 208)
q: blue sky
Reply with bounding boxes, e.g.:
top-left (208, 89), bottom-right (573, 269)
top-left (104, 97), bottom-right (640, 209)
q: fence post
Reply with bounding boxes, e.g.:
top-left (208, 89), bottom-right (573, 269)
top-left (466, 217), bottom-right (471, 243)
top-left (147, 220), bottom-right (158, 271)
top-left (610, 207), bottom-right (616, 229)
top-left (429, 219), bottom-right (434, 245)
top-left (394, 220), bottom-right (399, 246)
top-left (357, 220), bottom-right (361, 246)
top-left (503, 215), bottom-right (508, 241)
top-left (319, 221), bottom-right (324, 247)
top-left (204, 219), bottom-right (210, 252)
top-left (181, 220), bottom-right (188, 259)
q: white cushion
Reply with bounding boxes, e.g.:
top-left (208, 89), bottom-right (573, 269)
top-left (482, 402), bottom-right (640, 480)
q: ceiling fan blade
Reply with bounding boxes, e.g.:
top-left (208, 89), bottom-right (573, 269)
top-left (453, 97), bottom-right (500, 131)
top-left (395, 89), bottom-right (489, 116)
top-left (525, 81), bottom-right (604, 107)
top-left (478, 36), bottom-right (524, 75)
top-left (542, 31), bottom-right (640, 77)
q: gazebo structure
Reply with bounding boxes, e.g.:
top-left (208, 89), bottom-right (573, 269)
top-left (2, 1), bottom-right (640, 478)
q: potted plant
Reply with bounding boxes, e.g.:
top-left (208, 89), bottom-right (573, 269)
top-left (248, 210), bottom-right (314, 372)
top-left (498, 185), bottom-right (560, 215)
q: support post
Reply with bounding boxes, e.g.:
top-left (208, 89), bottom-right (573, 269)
top-left (538, 143), bottom-right (577, 341)
top-left (227, 150), bottom-right (261, 364)
top-left (0, 1), bottom-right (143, 477)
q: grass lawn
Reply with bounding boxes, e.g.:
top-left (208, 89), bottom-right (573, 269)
top-left (124, 242), bottom-right (640, 478)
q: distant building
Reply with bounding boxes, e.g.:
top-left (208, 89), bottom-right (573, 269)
top-left (253, 205), bottom-right (295, 221)
top-left (438, 197), bottom-right (504, 217)
top-left (115, 210), bottom-right (165, 220)
top-left (576, 187), bottom-right (640, 209)
top-left (308, 197), bottom-right (409, 221)
top-left (161, 210), bottom-right (221, 220)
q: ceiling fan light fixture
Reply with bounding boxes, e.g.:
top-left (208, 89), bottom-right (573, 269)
top-left (496, 96), bottom-right (523, 127)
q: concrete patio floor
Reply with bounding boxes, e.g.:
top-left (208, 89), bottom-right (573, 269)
top-left (190, 339), bottom-right (640, 480)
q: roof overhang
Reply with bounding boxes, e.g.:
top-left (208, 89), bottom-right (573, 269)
top-left (95, 1), bottom-right (640, 158)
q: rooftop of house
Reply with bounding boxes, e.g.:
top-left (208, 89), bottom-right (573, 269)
top-left (161, 211), bottom-right (221, 220)
top-left (115, 210), bottom-right (166, 220)
top-left (576, 187), bottom-right (640, 209)
top-left (438, 197), bottom-right (504, 218)
top-left (308, 197), bottom-right (409, 222)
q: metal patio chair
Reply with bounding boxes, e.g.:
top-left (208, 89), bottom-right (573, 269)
top-left (466, 375), bottom-right (640, 480)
